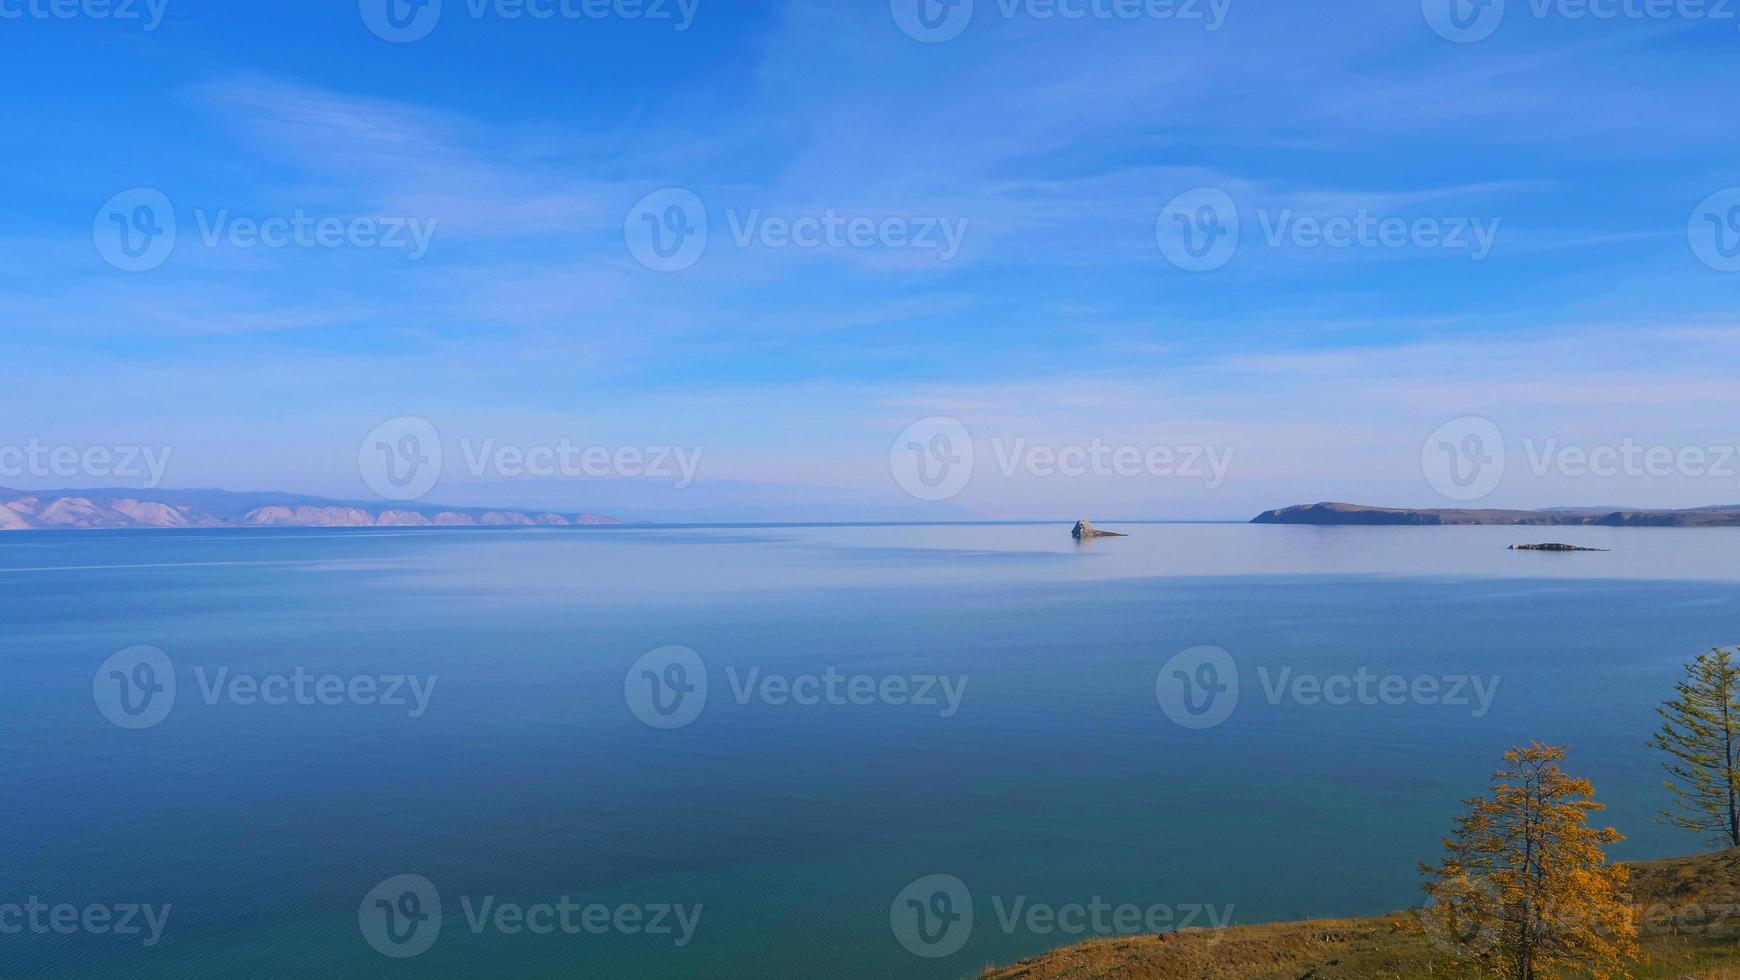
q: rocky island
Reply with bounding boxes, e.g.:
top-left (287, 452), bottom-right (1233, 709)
top-left (1252, 501), bottom-right (1740, 527)
top-left (1510, 543), bottom-right (1608, 552)
top-left (1072, 520), bottom-right (1127, 539)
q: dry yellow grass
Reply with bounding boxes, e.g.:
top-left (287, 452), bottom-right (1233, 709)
top-left (981, 850), bottom-right (1740, 980)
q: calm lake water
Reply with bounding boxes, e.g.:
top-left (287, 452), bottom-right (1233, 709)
top-left (4, 522), bottom-right (1739, 978)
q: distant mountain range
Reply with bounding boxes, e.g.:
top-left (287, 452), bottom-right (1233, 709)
top-left (1252, 501), bottom-right (1740, 527)
top-left (0, 487), bottom-right (618, 531)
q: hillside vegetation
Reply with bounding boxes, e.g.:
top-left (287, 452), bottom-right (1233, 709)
top-left (982, 849), bottom-right (1740, 980)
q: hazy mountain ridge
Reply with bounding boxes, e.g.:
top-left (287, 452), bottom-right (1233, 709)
top-left (1253, 501), bottom-right (1740, 527)
top-left (0, 487), bottom-right (618, 531)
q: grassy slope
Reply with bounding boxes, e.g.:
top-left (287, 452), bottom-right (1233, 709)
top-left (982, 850), bottom-right (1740, 980)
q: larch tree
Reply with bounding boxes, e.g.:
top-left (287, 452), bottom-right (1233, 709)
top-left (1649, 647), bottom-right (1740, 849)
top-left (1420, 742), bottom-right (1636, 980)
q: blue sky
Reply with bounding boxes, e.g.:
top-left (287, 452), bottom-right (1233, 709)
top-left (3, 0), bottom-right (1739, 520)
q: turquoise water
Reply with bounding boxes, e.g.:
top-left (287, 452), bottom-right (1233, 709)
top-left (4, 523), bottom-right (1740, 978)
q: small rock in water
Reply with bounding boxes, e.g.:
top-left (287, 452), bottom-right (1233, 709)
top-left (1072, 520), bottom-right (1127, 539)
top-left (1508, 542), bottom-right (1607, 552)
